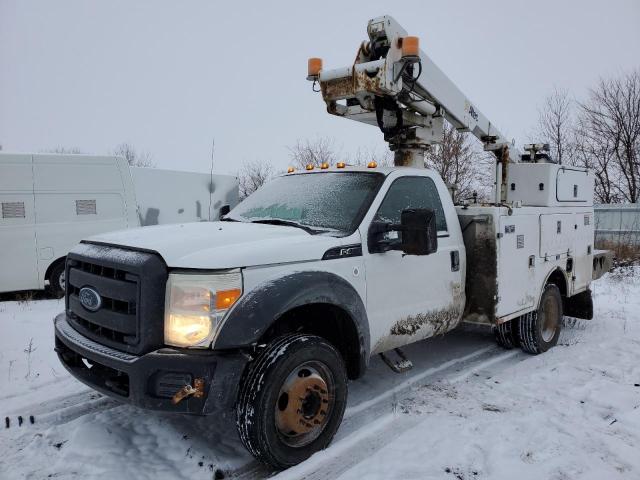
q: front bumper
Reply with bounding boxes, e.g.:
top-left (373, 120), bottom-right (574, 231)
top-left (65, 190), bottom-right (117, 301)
top-left (54, 313), bottom-right (249, 416)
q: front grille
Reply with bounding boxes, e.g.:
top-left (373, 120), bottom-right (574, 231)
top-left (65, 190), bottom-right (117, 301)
top-left (66, 243), bottom-right (167, 355)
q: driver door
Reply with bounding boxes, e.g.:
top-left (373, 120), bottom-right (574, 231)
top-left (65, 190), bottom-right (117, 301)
top-left (362, 175), bottom-right (461, 353)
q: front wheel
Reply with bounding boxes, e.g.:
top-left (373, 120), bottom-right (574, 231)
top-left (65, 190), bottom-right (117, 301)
top-left (48, 261), bottom-right (66, 299)
top-left (236, 334), bottom-right (348, 469)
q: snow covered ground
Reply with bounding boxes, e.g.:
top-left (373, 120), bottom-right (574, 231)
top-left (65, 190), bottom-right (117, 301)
top-left (1, 268), bottom-right (639, 479)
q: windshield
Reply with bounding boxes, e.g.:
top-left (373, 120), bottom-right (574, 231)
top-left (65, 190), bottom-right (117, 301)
top-left (227, 172), bottom-right (384, 234)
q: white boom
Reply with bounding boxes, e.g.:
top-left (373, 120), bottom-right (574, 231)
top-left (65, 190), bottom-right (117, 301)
top-left (308, 15), bottom-right (530, 203)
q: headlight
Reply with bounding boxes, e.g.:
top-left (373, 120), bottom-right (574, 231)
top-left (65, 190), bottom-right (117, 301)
top-left (164, 271), bottom-right (242, 348)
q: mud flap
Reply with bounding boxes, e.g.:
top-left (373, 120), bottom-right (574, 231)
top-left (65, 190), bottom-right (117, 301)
top-left (379, 348), bottom-right (413, 373)
top-left (563, 289), bottom-right (593, 320)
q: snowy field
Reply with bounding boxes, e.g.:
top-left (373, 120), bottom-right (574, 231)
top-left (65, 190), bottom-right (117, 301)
top-left (1, 268), bottom-right (639, 480)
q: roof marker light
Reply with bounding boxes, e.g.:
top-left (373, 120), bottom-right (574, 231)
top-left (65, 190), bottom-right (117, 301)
top-left (367, 161), bottom-right (378, 168)
top-left (306, 164), bottom-right (315, 170)
top-left (287, 166), bottom-right (295, 173)
top-left (320, 162), bottom-right (329, 169)
top-left (336, 162), bottom-right (346, 168)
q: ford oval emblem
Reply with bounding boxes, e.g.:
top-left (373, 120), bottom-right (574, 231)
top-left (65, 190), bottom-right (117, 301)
top-left (79, 287), bottom-right (102, 312)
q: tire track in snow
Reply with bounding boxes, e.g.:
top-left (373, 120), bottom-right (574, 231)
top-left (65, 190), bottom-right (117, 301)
top-left (265, 348), bottom-right (527, 480)
top-left (234, 346), bottom-right (523, 480)
top-left (3, 389), bottom-right (120, 429)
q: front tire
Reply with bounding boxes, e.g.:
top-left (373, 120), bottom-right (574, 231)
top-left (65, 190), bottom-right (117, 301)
top-left (48, 261), bottom-right (66, 299)
top-left (236, 334), bottom-right (348, 469)
top-left (519, 284), bottom-right (562, 354)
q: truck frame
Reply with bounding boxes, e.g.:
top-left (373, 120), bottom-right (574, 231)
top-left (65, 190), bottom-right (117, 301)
top-left (53, 15), bottom-right (610, 470)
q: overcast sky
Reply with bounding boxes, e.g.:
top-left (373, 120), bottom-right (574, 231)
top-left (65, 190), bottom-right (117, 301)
top-left (1, 0), bottom-right (639, 176)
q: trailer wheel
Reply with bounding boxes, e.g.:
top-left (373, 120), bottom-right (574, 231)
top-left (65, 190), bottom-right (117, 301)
top-left (493, 319), bottom-right (519, 349)
top-left (236, 334), bottom-right (348, 469)
top-left (48, 261), bottom-right (66, 299)
top-left (519, 284), bottom-right (562, 354)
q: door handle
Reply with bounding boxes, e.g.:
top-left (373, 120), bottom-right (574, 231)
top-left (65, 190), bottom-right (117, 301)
top-left (450, 250), bottom-right (460, 272)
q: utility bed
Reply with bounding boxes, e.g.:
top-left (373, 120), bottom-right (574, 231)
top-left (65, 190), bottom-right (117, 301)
top-left (457, 204), bottom-right (595, 325)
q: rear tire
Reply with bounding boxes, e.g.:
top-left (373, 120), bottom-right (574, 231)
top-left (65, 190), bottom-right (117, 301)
top-left (493, 319), bottom-right (519, 349)
top-left (236, 334), bottom-right (348, 469)
top-left (48, 261), bottom-right (66, 299)
top-left (518, 284), bottom-right (562, 354)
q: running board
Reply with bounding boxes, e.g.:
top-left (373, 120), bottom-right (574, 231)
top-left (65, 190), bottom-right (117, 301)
top-left (379, 348), bottom-right (413, 373)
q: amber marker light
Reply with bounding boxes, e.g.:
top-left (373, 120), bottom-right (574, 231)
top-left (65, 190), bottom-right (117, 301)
top-left (367, 161), bottom-right (378, 168)
top-left (400, 36), bottom-right (420, 58)
top-left (287, 166), bottom-right (295, 173)
top-left (215, 288), bottom-right (242, 310)
top-left (320, 162), bottom-right (330, 169)
top-left (307, 57), bottom-right (323, 80)
top-left (336, 162), bottom-right (346, 168)
top-left (306, 164), bottom-right (315, 170)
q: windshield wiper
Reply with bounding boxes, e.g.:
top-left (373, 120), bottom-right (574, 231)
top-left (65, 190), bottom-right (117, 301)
top-left (249, 219), bottom-right (326, 234)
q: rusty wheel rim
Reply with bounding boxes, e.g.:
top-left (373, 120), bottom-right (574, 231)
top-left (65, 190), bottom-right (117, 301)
top-left (274, 361), bottom-right (334, 448)
top-left (541, 296), bottom-right (559, 343)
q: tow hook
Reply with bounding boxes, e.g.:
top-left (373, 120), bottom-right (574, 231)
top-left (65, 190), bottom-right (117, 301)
top-left (171, 378), bottom-right (205, 405)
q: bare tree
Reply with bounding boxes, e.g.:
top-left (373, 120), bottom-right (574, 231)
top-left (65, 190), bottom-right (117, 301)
top-left (288, 137), bottom-right (338, 169)
top-left (113, 142), bottom-right (155, 167)
top-left (348, 145), bottom-right (394, 167)
top-left (424, 124), bottom-right (488, 203)
top-left (45, 147), bottom-right (84, 154)
top-left (573, 116), bottom-right (621, 203)
top-left (238, 159), bottom-right (274, 199)
top-left (535, 87), bottom-right (575, 164)
top-left (578, 70), bottom-right (640, 203)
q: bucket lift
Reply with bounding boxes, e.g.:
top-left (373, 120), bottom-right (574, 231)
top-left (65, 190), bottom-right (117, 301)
top-left (307, 15), bottom-right (523, 204)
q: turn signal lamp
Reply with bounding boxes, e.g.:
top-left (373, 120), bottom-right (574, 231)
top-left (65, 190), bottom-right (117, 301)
top-left (336, 162), bottom-right (346, 168)
top-left (320, 162), bottom-right (330, 169)
top-left (307, 57), bottom-right (323, 80)
top-left (306, 164), bottom-right (315, 170)
top-left (400, 36), bottom-right (420, 58)
top-left (367, 161), bottom-right (378, 168)
top-left (287, 166), bottom-right (295, 173)
top-left (215, 288), bottom-right (242, 310)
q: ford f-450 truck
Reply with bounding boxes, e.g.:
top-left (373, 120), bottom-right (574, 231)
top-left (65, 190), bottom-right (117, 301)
top-left (53, 15), bottom-right (610, 469)
top-left (54, 163), bottom-right (607, 468)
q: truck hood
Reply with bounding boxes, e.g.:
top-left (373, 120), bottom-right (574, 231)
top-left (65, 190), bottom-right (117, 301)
top-left (85, 221), bottom-right (349, 269)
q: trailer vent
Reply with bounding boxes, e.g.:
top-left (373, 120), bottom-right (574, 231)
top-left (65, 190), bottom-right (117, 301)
top-left (2, 202), bottom-right (26, 218)
top-left (76, 199), bottom-right (97, 215)
top-left (517, 234), bottom-right (525, 249)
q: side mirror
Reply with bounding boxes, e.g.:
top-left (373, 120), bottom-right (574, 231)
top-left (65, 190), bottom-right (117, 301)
top-left (219, 204), bottom-right (231, 219)
top-left (400, 208), bottom-right (437, 255)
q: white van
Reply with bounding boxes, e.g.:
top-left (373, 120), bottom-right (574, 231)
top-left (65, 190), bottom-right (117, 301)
top-left (0, 153), bottom-right (238, 296)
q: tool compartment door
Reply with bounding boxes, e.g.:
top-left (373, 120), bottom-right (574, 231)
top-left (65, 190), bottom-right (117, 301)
top-left (496, 213), bottom-right (538, 318)
top-left (539, 213), bottom-right (575, 258)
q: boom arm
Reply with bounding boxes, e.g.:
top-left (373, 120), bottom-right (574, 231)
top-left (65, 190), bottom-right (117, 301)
top-left (308, 15), bottom-right (521, 202)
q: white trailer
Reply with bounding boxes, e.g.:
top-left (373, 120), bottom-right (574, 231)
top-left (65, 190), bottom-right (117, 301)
top-left (0, 153), bottom-right (238, 295)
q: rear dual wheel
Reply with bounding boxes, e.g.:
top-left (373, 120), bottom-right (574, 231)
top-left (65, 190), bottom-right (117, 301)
top-left (519, 284), bottom-right (562, 354)
top-left (493, 284), bottom-right (562, 354)
top-left (236, 334), bottom-right (348, 469)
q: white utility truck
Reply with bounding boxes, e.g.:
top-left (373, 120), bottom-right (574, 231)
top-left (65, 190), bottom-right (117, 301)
top-left (53, 16), bottom-right (610, 469)
top-left (0, 153), bottom-right (238, 296)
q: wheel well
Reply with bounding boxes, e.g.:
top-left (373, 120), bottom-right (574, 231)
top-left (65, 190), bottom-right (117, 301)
top-left (545, 268), bottom-right (568, 297)
top-left (45, 256), bottom-right (66, 281)
top-left (258, 303), bottom-right (363, 380)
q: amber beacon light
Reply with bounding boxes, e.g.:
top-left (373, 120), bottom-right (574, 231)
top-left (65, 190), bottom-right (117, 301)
top-left (400, 36), bottom-right (420, 58)
top-left (307, 57), bottom-right (323, 80)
